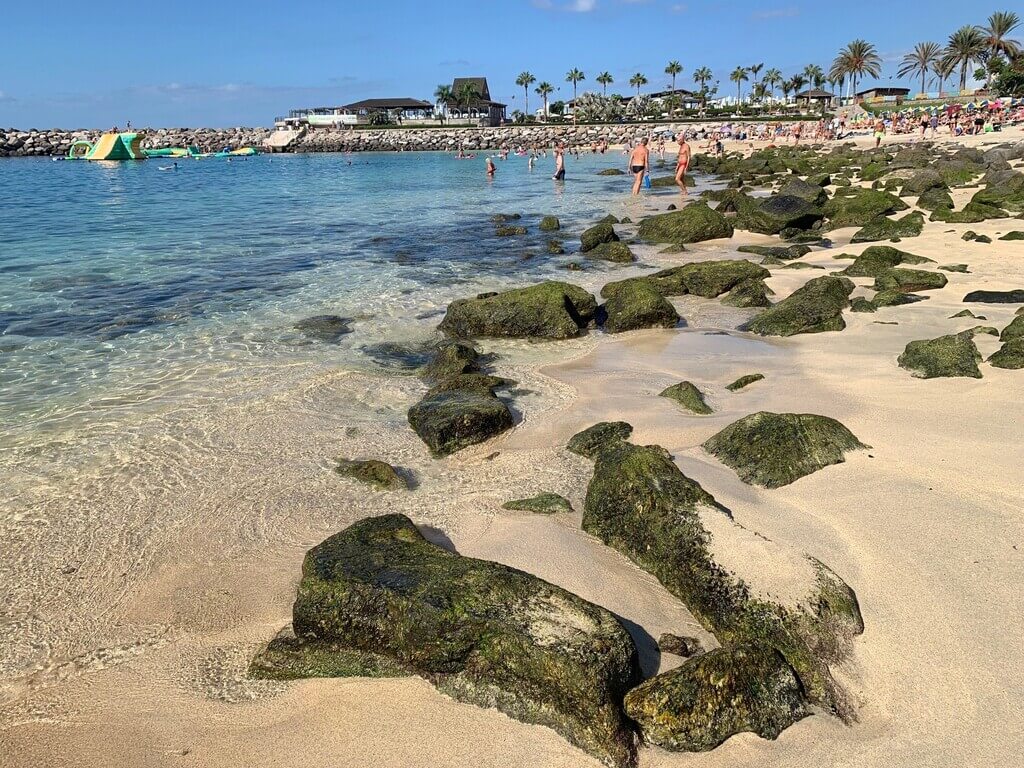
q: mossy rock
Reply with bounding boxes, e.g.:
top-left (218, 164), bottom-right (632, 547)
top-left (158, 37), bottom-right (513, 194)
top-left (660, 381), bottom-right (713, 414)
top-left (900, 168), bottom-right (947, 196)
top-left (703, 411), bottom-right (866, 488)
top-left (970, 171), bottom-right (1024, 212)
top-left (999, 314), bottom-right (1024, 342)
top-left (657, 633), bottom-right (703, 657)
top-left (721, 278), bottom-right (773, 308)
top-left (778, 178), bottom-right (829, 205)
top-left (439, 281), bottom-right (598, 340)
top-left (950, 309), bottom-right (979, 318)
top-left (897, 332), bottom-right (982, 379)
top-left (823, 188), bottom-right (908, 228)
top-left (408, 374), bottom-right (514, 457)
top-left (650, 174), bottom-right (696, 188)
top-left (547, 239), bottom-right (566, 255)
top-left (293, 314), bottom-right (353, 342)
top-left (624, 644), bottom-right (807, 752)
top-left (490, 213), bottom-right (522, 223)
top-left (579, 431), bottom-right (864, 714)
top-left (421, 342), bottom-right (480, 384)
top-left (502, 493), bottom-right (573, 514)
top-left (567, 421), bottom-right (633, 459)
top-left (737, 244), bottom-right (811, 260)
top-left (806, 172), bottom-right (832, 187)
top-left (930, 202), bottom-right (1004, 224)
top-left (850, 297), bottom-right (877, 313)
top-left (961, 230), bottom-right (993, 243)
top-left (872, 268), bottom-right (947, 293)
top-left (963, 289), bottom-right (1024, 303)
top-left (335, 458), bottom-right (409, 490)
top-left (495, 225), bottom-right (528, 237)
top-left (939, 263), bottom-right (970, 274)
top-left (740, 195), bottom-right (824, 235)
top-left (917, 187), bottom-right (954, 212)
top-left (726, 373), bottom-right (764, 391)
top-left (597, 168), bottom-right (626, 176)
top-left (638, 202), bottom-right (734, 244)
top-left (781, 263), bottom-right (824, 270)
top-left (539, 215), bottom-right (561, 232)
top-left (989, 339), bottom-right (1024, 369)
top-left (251, 514), bottom-right (640, 768)
top-left (744, 276), bottom-right (854, 337)
top-left (840, 245), bottom-right (933, 277)
top-left (871, 289), bottom-right (926, 308)
top-left (999, 231), bottom-right (1024, 240)
top-left (597, 214), bottom-right (620, 224)
top-left (602, 280), bottom-right (679, 333)
top-left (619, 260), bottom-right (769, 299)
top-left (586, 241), bottom-right (636, 263)
top-left (580, 222), bottom-right (619, 252)
top-left (850, 212), bottom-right (925, 244)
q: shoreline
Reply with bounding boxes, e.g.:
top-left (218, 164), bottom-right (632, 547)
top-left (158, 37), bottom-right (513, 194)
top-left (3, 133), bottom-right (1024, 767)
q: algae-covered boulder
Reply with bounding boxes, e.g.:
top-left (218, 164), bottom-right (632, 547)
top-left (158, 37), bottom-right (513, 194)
top-left (850, 211), bottom-right (925, 243)
top-left (408, 375), bottom-right (514, 456)
top-left (539, 215), bottom-right (561, 232)
top-left (586, 241), bottom-right (636, 263)
top-left (597, 168), bottom-right (626, 176)
top-left (850, 297), bottom-right (877, 313)
top-left (624, 645), bottom-right (807, 752)
top-left (335, 459), bottom-right (409, 490)
top-left (871, 289), bottom-right (927, 308)
top-left (659, 381), bottom-right (713, 414)
top-left (779, 178), bottom-right (829, 205)
top-left (703, 412), bottom-right (866, 488)
top-left (496, 225), bottom-right (528, 237)
top-left (579, 431), bottom-right (864, 714)
top-left (872, 268), bottom-right (947, 293)
top-left (439, 282), bottom-right (597, 340)
top-left (721, 278), bottom-right (773, 308)
top-left (420, 341), bottom-right (480, 384)
top-left (740, 195), bottom-right (824, 235)
top-left (999, 231), bottom-right (1024, 241)
top-left (823, 188), bottom-right (909, 228)
top-left (252, 515), bottom-right (640, 768)
top-left (989, 339), bottom-right (1024, 369)
top-left (901, 168), bottom-right (947, 196)
top-left (294, 315), bottom-right (353, 342)
top-left (645, 260), bottom-right (769, 298)
top-left (658, 633), bottom-right (703, 657)
top-left (737, 244), bottom-right (811, 260)
top-left (840, 245), bottom-right (933, 277)
top-left (917, 187), bottom-right (955, 212)
top-left (999, 314), bottom-right (1024, 342)
top-left (726, 373), bottom-right (765, 391)
top-left (503, 493), bottom-right (573, 514)
top-left (567, 421), bottom-right (633, 459)
top-left (638, 202), bottom-right (734, 244)
top-left (744, 275), bottom-right (854, 336)
top-left (963, 289), bottom-right (1024, 304)
top-left (897, 332), bottom-right (982, 379)
top-left (602, 280), bottom-right (679, 334)
top-left (581, 222), bottom-right (620, 252)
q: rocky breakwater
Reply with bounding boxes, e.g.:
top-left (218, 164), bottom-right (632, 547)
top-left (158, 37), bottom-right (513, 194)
top-left (0, 126), bottom-right (271, 157)
top-left (293, 123), bottom-right (681, 153)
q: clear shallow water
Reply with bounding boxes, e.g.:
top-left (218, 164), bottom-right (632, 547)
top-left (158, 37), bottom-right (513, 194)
top-left (0, 151), bottom-right (669, 457)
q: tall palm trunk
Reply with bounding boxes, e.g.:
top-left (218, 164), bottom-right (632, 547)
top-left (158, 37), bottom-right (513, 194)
top-left (523, 86), bottom-right (529, 118)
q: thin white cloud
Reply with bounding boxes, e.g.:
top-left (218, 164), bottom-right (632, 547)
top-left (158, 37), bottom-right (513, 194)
top-left (752, 6), bottom-right (799, 19)
top-left (569, 0), bottom-right (596, 10)
top-left (670, 3), bottom-right (687, 12)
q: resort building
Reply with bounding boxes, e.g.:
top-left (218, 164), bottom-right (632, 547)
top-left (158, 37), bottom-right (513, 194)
top-left (795, 89), bottom-right (836, 109)
top-left (275, 98), bottom-right (435, 128)
top-left (856, 87), bottom-right (911, 105)
top-left (444, 78), bottom-right (507, 127)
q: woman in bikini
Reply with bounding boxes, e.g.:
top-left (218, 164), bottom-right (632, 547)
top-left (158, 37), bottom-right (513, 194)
top-left (674, 134), bottom-right (691, 196)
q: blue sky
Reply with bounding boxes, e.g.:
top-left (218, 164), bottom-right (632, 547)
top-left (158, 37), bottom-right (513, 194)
top-left (0, 0), bottom-right (1012, 127)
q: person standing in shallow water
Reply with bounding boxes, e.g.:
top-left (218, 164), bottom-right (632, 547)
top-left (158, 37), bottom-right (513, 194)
top-left (629, 137), bottom-right (650, 196)
top-left (552, 146), bottom-right (566, 181)
top-left (486, 156), bottom-right (496, 178)
top-left (674, 134), bottom-right (691, 196)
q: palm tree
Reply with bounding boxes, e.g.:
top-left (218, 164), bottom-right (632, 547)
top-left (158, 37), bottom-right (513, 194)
top-left (566, 68), bottom-right (585, 123)
top-left (931, 56), bottom-right (957, 97)
top-left (665, 60), bottom-right (683, 94)
top-left (729, 66), bottom-right (749, 104)
top-left (456, 81), bottom-right (480, 120)
top-left (535, 81), bottom-right (554, 120)
top-left (982, 11), bottom-right (1021, 86)
top-left (763, 67), bottom-right (783, 101)
top-left (803, 64), bottom-right (825, 89)
top-left (830, 39), bottom-right (882, 105)
top-left (789, 74), bottom-right (808, 105)
top-left (749, 62), bottom-right (764, 93)
top-left (692, 66), bottom-right (713, 110)
top-left (596, 71), bottom-right (614, 96)
top-left (780, 79), bottom-right (793, 104)
top-left (944, 25), bottom-right (988, 93)
top-left (898, 42), bottom-right (942, 96)
top-left (629, 72), bottom-right (648, 96)
top-left (516, 71), bottom-right (536, 118)
top-left (433, 84), bottom-right (452, 123)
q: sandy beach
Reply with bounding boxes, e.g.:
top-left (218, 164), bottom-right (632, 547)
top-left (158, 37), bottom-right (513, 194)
top-left (3, 128), bottom-right (1024, 768)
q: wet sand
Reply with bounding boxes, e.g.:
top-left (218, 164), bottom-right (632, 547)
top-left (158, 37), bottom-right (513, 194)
top-left (3, 135), bottom-right (1024, 768)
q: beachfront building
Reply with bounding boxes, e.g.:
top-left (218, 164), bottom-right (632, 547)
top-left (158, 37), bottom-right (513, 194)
top-left (856, 87), bottom-right (911, 106)
top-left (275, 98), bottom-right (436, 128)
top-left (444, 78), bottom-right (507, 127)
top-left (795, 89), bottom-right (836, 109)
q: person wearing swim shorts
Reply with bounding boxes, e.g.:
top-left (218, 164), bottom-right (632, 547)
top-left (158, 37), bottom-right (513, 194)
top-left (674, 134), bottom-right (691, 195)
top-left (874, 119), bottom-right (885, 149)
top-left (629, 137), bottom-right (650, 196)
top-left (552, 146), bottom-right (566, 181)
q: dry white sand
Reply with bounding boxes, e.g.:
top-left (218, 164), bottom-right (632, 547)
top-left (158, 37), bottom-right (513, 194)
top-left (2, 133), bottom-right (1024, 768)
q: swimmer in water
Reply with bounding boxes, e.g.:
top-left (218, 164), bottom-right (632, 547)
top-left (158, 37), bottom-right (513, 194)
top-left (486, 156), bottom-right (497, 177)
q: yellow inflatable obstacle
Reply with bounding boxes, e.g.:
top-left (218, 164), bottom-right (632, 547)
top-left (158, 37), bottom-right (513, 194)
top-left (67, 132), bottom-right (146, 161)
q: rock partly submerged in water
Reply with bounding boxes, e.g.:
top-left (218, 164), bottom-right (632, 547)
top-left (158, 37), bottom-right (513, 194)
top-left (602, 280), bottom-right (680, 333)
top-left (638, 202), bottom-right (734, 244)
top-left (580, 222), bottom-right (620, 252)
top-left (420, 341), bottom-right (481, 384)
top-left (539, 215), bottom-right (561, 232)
top-left (251, 514), bottom-right (640, 768)
top-left (744, 276), bottom-right (854, 337)
top-left (898, 332), bottom-right (982, 379)
top-left (293, 314), bottom-right (353, 342)
top-left (439, 281), bottom-right (598, 340)
top-left (703, 412), bottom-right (866, 488)
top-left (624, 644), bottom-right (808, 752)
top-left (408, 373), bottom-right (514, 457)
top-left (567, 421), bottom-right (633, 459)
top-left (502, 492), bottom-right (574, 514)
top-left (335, 458), bottom-right (409, 490)
top-left (659, 381), bottom-right (713, 414)
top-left (586, 241), bottom-right (636, 263)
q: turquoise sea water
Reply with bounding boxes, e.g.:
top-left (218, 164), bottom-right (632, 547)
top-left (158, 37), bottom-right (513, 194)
top-left (0, 151), bottom-right (666, 458)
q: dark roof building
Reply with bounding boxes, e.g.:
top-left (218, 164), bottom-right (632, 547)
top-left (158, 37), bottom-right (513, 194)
top-left (447, 77), bottom-right (507, 126)
top-left (856, 87), bottom-right (911, 104)
top-left (796, 89), bottom-right (835, 100)
top-left (341, 98), bottom-right (434, 112)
